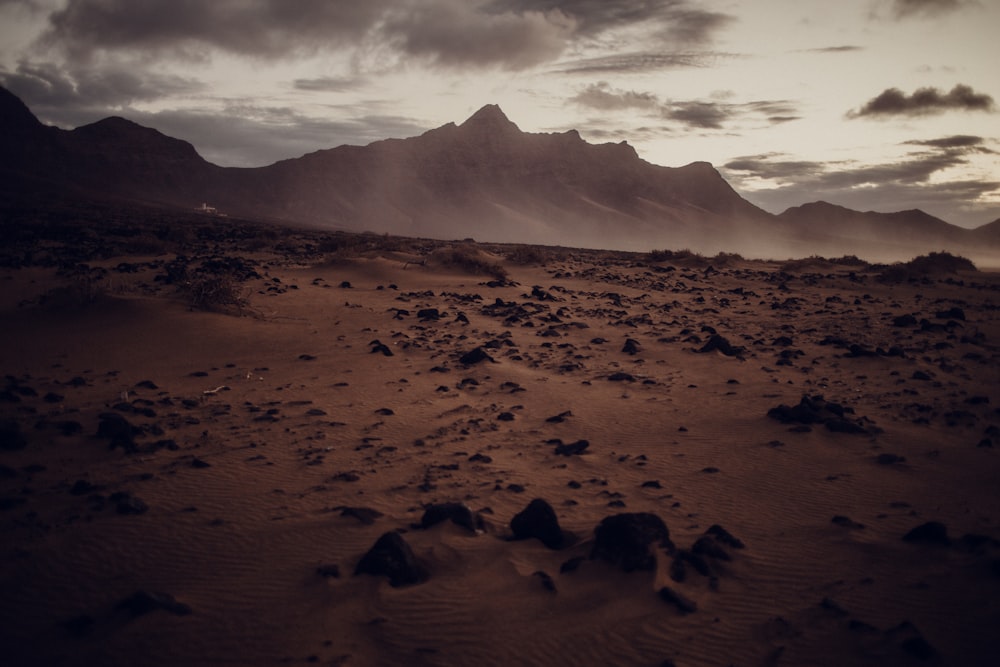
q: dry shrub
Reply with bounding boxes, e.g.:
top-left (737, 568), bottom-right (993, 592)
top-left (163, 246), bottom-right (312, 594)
top-left (180, 272), bottom-right (250, 314)
top-left (878, 251), bottom-right (976, 283)
top-left (646, 248), bottom-right (703, 264)
top-left (430, 244), bottom-right (508, 280)
top-left (506, 244), bottom-right (552, 265)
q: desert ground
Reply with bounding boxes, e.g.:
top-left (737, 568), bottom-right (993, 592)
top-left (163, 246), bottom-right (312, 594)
top-left (1, 204), bottom-right (998, 666)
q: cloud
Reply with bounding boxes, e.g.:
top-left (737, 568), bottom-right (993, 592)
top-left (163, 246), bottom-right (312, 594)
top-left (41, 0), bottom-right (394, 60)
top-left (554, 51), bottom-right (718, 74)
top-left (34, 0), bottom-right (731, 74)
top-left (665, 101), bottom-right (728, 129)
top-left (292, 76), bottom-right (367, 92)
top-left (569, 82), bottom-right (659, 111)
top-left (891, 0), bottom-right (970, 18)
top-left (722, 139), bottom-right (1000, 227)
top-left (489, 0), bottom-right (734, 43)
top-left (0, 59), bottom-right (203, 121)
top-left (570, 82), bottom-right (799, 131)
top-left (804, 45), bottom-right (863, 53)
top-left (904, 135), bottom-right (995, 152)
top-left (847, 84), bottom-right (995, 118)
top-left (379, 1), bottom-right (574, 70)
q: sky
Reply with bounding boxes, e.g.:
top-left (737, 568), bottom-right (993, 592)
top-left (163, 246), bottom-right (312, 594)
top-left (1, 0), bottom-right (998, 228)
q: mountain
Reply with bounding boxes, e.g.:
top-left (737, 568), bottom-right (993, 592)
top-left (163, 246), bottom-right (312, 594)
top-left (1, 85), bottom-right (997, 261)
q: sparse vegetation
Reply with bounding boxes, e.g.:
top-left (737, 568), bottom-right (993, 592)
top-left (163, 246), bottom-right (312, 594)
top-left (429, 244), bottom-right (509, 280)
top-left (877, 251), bottom-right (976, 283)
top-left (179, 271), bottom-right (251, 314)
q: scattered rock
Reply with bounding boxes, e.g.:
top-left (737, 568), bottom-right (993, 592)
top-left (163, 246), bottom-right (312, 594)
top-left (658, 586), bottom-right (697, 614)
top-left (354, 532), bottom-right (429, 587)
top-left (553, 439), bottom-right (589, 456)
top-left (459, 347), bottom-right (494, 365)
top-left (115, 590), bottom-right (192, 618)
top-left (533, 570), bottom-right (557, 593)
top-left (0, 420), bottom-right (27, 451)
top-left (511, 498), bottom-right (565, 549)
top-left (339, 506), bottom-right (384, 525)
top-left (696, 334), bottom-right (745, 357)
top-left (902, 521), bottom-right (951, 546)
top-left (420, 502), bottom-right (481, 533)
top-left (591, 512), bottom-right (673, 572)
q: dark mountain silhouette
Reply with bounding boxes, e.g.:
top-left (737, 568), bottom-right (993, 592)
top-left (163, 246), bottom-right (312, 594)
top-left (1, 85), bottom-right (996, 261)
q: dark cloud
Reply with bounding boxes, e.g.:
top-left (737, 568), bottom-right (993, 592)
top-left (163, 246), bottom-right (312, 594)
top-left (379, 1), bottom-right (573, 70)
top-left (41, 0), bottom-right (393, 60)
top-left (489, 0), bottom-right (734, 43)
top-left (848, 84), bottom-right (995, 118)
top-left (571, 83), bottom-right (799, 131)
top-left (805, 45), bottom-right (863, 53)
top-left (0, 59), bottom-right (203, 122)
top-left (34, 0), bottom-right (732, 72)
top-left (555, 51), bottom-right (717, 74)
top-left (569, 82), bottom-right (659, 111)
top-left (891, 0), bottom-right (969, 18)
top-left (904, 135), bottom-right (995, 152)
top-left (665, 101), bottom-right (728, 129)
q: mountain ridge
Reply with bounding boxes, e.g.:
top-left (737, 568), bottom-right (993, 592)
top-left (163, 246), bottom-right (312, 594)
top-left (1, 86), bottom-right (996, 262)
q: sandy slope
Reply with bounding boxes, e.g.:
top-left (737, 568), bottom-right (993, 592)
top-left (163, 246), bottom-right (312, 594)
top-left (1, 240), bottom-right (999, 667)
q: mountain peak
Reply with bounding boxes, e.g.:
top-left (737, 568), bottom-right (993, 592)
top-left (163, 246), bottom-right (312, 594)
top-left (459, 104), bottom-right (520, 133)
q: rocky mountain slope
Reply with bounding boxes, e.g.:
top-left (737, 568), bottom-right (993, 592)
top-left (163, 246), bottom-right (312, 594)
top-left (1, 86), bottom-right (995, 261)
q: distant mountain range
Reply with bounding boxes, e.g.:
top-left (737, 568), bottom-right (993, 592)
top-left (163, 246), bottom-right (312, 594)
top-left (2, 85), bottom-right (998, 262)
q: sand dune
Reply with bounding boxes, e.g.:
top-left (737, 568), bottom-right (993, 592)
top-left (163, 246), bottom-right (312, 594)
top-left (1, 216), bottom-right (998, 666)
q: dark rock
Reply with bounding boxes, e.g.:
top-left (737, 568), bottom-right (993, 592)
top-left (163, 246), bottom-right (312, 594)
top-left (116, 590), bottom-right (192, 617)
top-left (369, 340), bottom-right (394, 356)
top-left (559, 556), bottom-right (584, 574)
top-left (339, 506), bottom-right (384, 525)
top-left (658, 586), bottom-right (697, 614)
top-left (417, 308), bottom-right (441, 320)
top-left (554, 439), bottom-right (589, 456)
top-left (111, 492), bottom-right (148, 515)
top-left (61, 614), bottom-right (95, 637)
top-left (608, 372), bottom-right (635, 382)
top-left (696, 334), bottom-right (744, 357)
top-left (768, 395), bottom-right (875, 435)
top-left (876, 453), bottom-right (905, 465)
top-left (622, 338), bottom-right (641, 355)
top-left (0, 420), bottom-right (27, 451)
top-left (420, 502), bottom-right (481, 533)
top-left (459, 347), bottom-right (494, 365)
top-left (97, 412), bottom-right (137, 451)
top-left (190, 457), bottom-right (211, 468)
top-left (692, 536), bottom-right (731, 561)
top-left (591, 512), bottom-right (672, 572)
top-left (354, 532), bottom-right (429, 587)
top-left (900, 636), bottom-right (938, 660)
top-left (70, 479), bottom-right (97, 496)
top-left (705, 524), bottom-right (745, 549)
top-left (831, 515), bottom-right (865, 529)
top-left (934, 307), bottom-right (965, 321)
top-left (902, 521), bottom-right (951, 546)
top-left (533, 570), bottom-right (557, 593)
top-left (316, 564), bottom-right (341, 578)
top-left (511, 498), bottom-right (565, 549)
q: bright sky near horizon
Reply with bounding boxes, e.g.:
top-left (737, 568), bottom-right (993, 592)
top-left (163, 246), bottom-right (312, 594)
top-left (1, 0), bottom-right (997, 227)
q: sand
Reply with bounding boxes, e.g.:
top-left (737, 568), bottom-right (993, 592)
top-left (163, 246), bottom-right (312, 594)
top-left (1, 214), bottom-right (998, 666)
